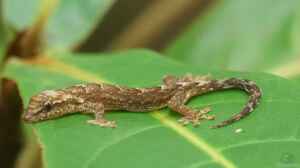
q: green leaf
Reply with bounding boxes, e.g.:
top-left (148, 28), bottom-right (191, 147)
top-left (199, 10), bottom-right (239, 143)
top-left (3, 0), bottom-right (41, 29)
top-left (45, 0), bottom-right (115, 52)
top-left (0, 0), bottom-right (7, 61)
top-left (4, 0), bottom-right (115, 52)
top-left (166, 0), bottom-right (300, 72)
top-left (4, 50), bottom-right (300, 168)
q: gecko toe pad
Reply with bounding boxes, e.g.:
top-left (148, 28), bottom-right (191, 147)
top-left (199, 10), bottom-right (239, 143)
top-left (87, 119), bottom-right (117, 128)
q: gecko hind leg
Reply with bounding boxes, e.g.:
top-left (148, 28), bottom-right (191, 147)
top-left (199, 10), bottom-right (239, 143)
top-left (178, 106), bottom-right (215, 126)
top-left (168, 88), bottom-right (215, 127)
top-left (83, 102), bottom-right (117, 128)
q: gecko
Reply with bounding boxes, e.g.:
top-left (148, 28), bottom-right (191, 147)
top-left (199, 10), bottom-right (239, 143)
top-left (23, 74), bottom-right (262, 128)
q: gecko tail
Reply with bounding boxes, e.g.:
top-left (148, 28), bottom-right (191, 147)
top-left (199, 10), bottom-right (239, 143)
top-left (210, 78), bottom-right (262, 129)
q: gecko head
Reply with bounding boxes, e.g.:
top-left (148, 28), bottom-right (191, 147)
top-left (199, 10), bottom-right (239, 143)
top-left (23, 90), bottom-right (72, 122)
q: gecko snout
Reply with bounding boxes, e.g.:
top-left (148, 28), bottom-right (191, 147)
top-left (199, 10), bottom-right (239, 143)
top-left (22, 107), bottom-right (42, 122)
top-left (22, 112), bottom-right (35, 122)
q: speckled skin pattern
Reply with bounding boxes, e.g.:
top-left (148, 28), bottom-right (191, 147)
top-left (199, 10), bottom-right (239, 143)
top-left (23, 75), bottom-right (262, 128)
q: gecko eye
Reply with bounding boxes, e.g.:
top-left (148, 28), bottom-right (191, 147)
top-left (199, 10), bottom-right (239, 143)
top-left (43, 102), bottom-right (52, 111)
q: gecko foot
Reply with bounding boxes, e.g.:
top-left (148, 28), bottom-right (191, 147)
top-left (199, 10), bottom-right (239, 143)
top-left (178, 107), bottom-right (215, 127)
top-left (87, 119), bottom-right (117, 128)
top-left (197, 106), bottom-right (215, 120)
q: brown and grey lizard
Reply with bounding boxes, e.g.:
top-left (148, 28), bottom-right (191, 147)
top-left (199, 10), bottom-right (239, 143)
top-left (23, 75), bottom-right (262, 128)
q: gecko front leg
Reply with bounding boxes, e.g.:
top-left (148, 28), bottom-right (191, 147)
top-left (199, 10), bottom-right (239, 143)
top-left (167, 89), bottom-right (215, 126)
top-left (83, 102), bottom-right (116, 128)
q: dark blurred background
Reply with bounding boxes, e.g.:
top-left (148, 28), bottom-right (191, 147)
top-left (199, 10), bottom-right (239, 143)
top-left (79, 0), bottom-right (213, 52)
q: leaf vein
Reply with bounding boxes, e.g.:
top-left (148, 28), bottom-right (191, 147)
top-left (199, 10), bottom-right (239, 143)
top-left (82, 125), bottom-right (162, 168)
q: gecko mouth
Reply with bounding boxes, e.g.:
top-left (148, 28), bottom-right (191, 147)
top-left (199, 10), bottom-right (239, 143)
top-left (22, 107), bottom-right (46, 122)
top-left (22, 112), bottom-right (39, 122)
top-left (23, 106), bottom-right (66, 123)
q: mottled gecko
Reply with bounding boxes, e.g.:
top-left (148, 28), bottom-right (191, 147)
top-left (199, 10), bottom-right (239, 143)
top-left (23, 75), bottom-right (262, 128)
